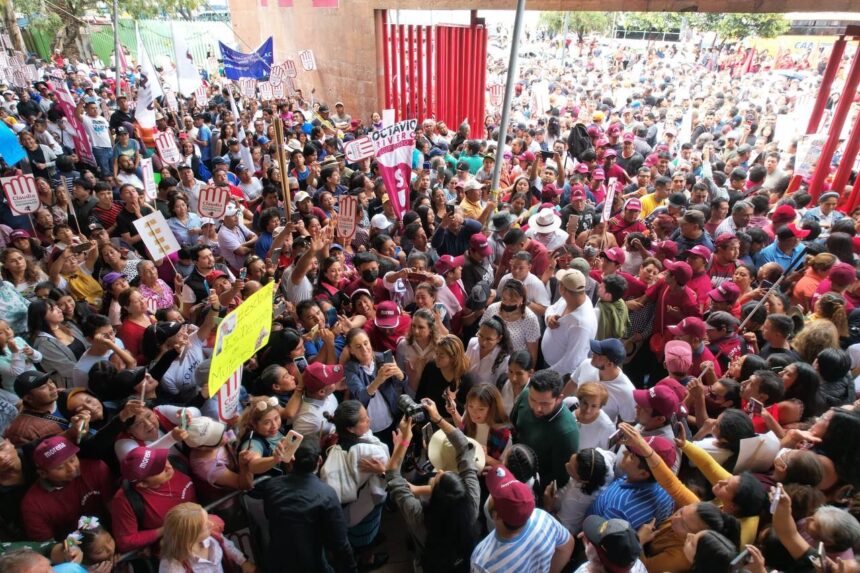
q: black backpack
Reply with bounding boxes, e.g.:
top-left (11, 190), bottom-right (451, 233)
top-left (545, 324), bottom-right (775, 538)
top-left (567, 123), bottom-right (594, 162)
top-left (121, 455), bottom-right (190, 527)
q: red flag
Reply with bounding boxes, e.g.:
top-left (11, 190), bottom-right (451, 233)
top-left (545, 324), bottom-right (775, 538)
top-left (312, 0), bottom-right (338, 6)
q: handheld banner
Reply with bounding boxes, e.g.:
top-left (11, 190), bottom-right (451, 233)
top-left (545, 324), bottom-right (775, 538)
top-left (155, 131), bottom-right (182, 166)
top-left (208, 281), bottom-right (274, 395)
top-left (133, 211), bottom-right (181, 260)
top-left (370, 119), bottom-right (417, 220)
top-left (197, 185), bottom-right (230, 219)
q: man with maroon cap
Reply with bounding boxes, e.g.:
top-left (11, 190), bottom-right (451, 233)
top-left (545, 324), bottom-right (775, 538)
top-left (617, 132), bottom-right (645, 177)
top-left (461, 232), bottom-right (495, 294)
top-left (364, 300), bottom-right (411, 352)
top-left (709, 234), bottom-right (739, 288)
top-left (707, 281), bottom-right (742, 316)
top-left (763, 204), bottom-right (797, 239)
top-left (110, 445), bottom-right (197, 552)
top-left (607, 198), bottom-right (646, 246)
top-left (754, 223), bottom-right (809, 271)
top-left (434, 254), bottom-right (467, 320)
top-left (471, 465), bottom-right (573, 572)
top-left (560, 185), bottom-right (595, 237)
top-left (668, 317), bottom-right (721, 379)
top-left (588, 168), bottom-right (607, 204)
top-left (685, 244), bottom-right (714, 312)
top-left (22, 436), bottom-right (114, 541)
top-left (292, 361), bottom-right (345, 438)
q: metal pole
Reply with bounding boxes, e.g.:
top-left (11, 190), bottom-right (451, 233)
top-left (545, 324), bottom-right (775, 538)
top-left (559, 11), bottom-right (569, 69)
top-left (113, 0), bottom-right (121, 97)
top-left (490, 0), bottom-right (526, 193)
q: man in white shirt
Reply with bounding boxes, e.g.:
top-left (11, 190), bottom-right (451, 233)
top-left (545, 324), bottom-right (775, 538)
top-left (281, 235), bottom-right (319, 304)
top-left (498, 251), bottom-right (550, 316)
top-left (237, 166), bottom-right (263, 202)
top-left (178, 164), bottom-right (205, 213)
top-left (542, 269), bottom-right (597, 375)
top-left (568, 339), bottom-right (636, 424)
top-left (291, 362), bottom-right (342, 438)
top-left (79, 98), bottom-right (113, 177)
top-left (217, 203), bottom-right (258, 273)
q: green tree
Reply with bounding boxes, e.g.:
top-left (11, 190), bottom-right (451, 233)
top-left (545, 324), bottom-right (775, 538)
top-left (687, 13), bottom-right (789, 42)
top-left (14, 0), bottom-right (201, 59)
top-left (620, 12), bottom-right (685, 34)
top-left (539, 11), bottom-right (610, 41)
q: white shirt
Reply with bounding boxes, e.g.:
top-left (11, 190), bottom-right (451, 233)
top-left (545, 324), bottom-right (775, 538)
top-left (466, 337), bottom-right (509, 388)
top-left (541, 298), bottom-right (598, 376)
top-left (159, 534), bottom-right (247, 573)
top-left (82, 114), bottom-right (111, 148)
top-left (239, 177), bottom-right (263, 201)
top-left (573, 558), bottom-right (648, 573)
top-left (576, 409), bottom-right (616, 450)
top-left (281, 265), bottom-right (313, 304)
top-left (293, 394), bottom-right (337, 437)
top-left (526, 228), bottom-right (569, 252)
top-left (570, 359), bottom-right (636, 424)
top-left (160, 334), bottom-right (205, 398)
top-left (180, 180), bottom-right (206, 213)
top-left (217, 223), bottom-right (253, 272)
top-left (498, 273), bottom-right (550, 308)
top-left (554, 448), bottom-right (615, 535)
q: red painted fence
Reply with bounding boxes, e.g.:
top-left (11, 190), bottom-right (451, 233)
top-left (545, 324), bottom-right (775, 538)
top-left (381, 12), bottom-right (487, 136)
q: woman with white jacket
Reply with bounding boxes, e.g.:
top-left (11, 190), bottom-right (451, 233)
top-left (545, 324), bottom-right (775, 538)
top-left (543, 447), bottom-right (615, 535)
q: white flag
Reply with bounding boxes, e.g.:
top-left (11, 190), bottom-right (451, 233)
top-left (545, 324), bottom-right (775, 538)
top-left (135, 27), bottom-right (162, 129)
top-left (171, 22), bottom-right (202, 97)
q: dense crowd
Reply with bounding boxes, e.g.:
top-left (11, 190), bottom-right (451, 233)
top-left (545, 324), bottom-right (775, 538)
top-left (0, 30), bottom-right (858, 573)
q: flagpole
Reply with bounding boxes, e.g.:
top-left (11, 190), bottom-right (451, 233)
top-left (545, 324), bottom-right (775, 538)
top-left (113, 0), bottom-right (121, 97)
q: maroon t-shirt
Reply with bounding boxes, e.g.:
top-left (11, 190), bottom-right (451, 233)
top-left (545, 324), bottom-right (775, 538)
top-left (22, 458), bottom-right (115, 541)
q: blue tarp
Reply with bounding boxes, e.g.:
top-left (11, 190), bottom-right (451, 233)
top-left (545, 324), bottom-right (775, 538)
top-left (218, 37), bottom-right (273, 80)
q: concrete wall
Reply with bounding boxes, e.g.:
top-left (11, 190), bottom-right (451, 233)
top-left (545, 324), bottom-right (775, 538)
top-left (228, 0), bottom-right (859, 123)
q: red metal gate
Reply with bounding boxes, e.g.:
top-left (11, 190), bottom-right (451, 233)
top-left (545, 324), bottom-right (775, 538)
top-left (381, 12), bottom-right (487, 135)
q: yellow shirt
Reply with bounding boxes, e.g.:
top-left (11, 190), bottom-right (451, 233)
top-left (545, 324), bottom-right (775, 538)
top-left (639, 192), bottom-right (667, 219)
top-left (459, 198), bottom-right (484, 220)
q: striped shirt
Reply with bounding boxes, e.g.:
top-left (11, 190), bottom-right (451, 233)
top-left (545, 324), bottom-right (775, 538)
top-left (471, 508), bottom-right (570, 573)
top-left (586, 477), bottom-right (675, 529)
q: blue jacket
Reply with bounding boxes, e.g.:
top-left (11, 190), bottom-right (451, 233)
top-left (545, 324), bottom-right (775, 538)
top-left (344, 353), bottom-right (407, 417)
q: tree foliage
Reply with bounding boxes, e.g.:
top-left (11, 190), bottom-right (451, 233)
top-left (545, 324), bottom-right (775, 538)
top-left (15, 0), bottom-right (201, 59)
top-left (620, 12), bottom-right (684, 34)
top-left (686, 13), bottom-right (790, 41)
top-left (538, 11), bottom-right (611, 41)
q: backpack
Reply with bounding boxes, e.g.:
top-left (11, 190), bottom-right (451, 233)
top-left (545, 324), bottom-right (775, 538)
top-left (567, 124), bottom-right (594, 162)
top-left (121, 455), bottom-right (190, 528)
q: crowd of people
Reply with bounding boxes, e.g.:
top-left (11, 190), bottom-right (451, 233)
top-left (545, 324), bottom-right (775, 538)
top-left (0, 25), bottom-right (858, 573)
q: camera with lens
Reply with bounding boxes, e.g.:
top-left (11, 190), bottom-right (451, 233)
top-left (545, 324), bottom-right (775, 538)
top-left (397, 394), bottom-right (426, 423)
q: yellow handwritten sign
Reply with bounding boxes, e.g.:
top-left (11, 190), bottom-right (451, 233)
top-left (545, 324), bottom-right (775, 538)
top-left (208, 281), bottom-right (274, 395)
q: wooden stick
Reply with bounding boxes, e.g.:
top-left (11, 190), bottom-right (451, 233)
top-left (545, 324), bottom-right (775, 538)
top-left (273, 118), bottom-right (292, 218)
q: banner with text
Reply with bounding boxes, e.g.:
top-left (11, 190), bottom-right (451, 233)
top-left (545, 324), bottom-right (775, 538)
top-left (371, 119), bottom-right (417, 221)
top-left (218, 37), bottom-right (273, 80)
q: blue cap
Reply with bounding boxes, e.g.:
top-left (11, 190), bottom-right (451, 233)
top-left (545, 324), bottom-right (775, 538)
top-left (257, 136), bottom-right (270, 144)
top-left (589, 338), bottom-right (626, 365)
top-left (330, 243), bottom-right (344, 251)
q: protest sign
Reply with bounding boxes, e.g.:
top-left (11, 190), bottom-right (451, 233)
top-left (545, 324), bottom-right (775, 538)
top-left (208, 281), bottom-right (274, 395)
top-left (133, 211), bottom-right (181, 259)
top-left (2, 174), bottom-right (39, 215)
top-left (370, 119), bottom-right (417, 220)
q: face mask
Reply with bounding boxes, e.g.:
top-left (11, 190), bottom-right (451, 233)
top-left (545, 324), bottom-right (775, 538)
top-left (361, 269), bottom-right (378, 283)
top-left (500, 303), bottom-right (519, 313)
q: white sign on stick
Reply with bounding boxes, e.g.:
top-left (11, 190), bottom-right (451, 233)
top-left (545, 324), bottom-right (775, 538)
top-left (217, 368), bottom-right (242, 422)
top-left (140, 157), bottom-right (157, 201)
top-left (344, 136), bottom-right (375, 162)
top-left (337, 195), bottom-right (357, 239)
top-left (2, 174), bottom-right (39, 215)
top-left (154, 131), bottom-right (182, 166)
top-left (133, 211), bottom-right (181, 259)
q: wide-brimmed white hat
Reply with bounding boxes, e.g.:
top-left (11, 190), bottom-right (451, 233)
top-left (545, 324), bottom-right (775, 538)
top-left (427, 429), bottom-right (486, 472)
top-left (528, 208), bottom-right (561, 233)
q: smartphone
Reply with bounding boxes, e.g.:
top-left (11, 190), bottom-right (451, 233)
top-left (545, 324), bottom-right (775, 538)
top-left (382, 350), bottom-right (393, 363)
top-left (818, 542), bottom-right (828, 573)
top-left (421, 422), bottom-right (433, 448)
top-left (244, 430), bottom-right (255, 451)
top-left (270, 247), bottom-right (282, 265)
top-left (291, 211), bottom-right (302, 224)
top-left (748, 398), bottom-right (764, 415)
top-left (541, 150), bottom-right (554, 160)
top-left (239, 267), bottom-right (247, 281)
top-left (728, 549), bottom-right (751, 572)
top-left (608, 429), bottom-right (623, 449)
top-left (770, 484), bottom-right (782, 514)
top-left (180, 407), bottom-right (188, 430)
top-left (761, 280), bottom-right (773, 290)
top-left (278, 430), bottom-right (304, 463)
top-left (70, 242), bottom-right (92, 254)
top-left (273, 300), bottom-right (286, 317)
top-left (203, 280), bottom-right (210, 296)
top-left (293, 355), bottom-right (309, 372)
top-left (567, 214), bottom-right (581, 234)
top-left (446, 203), bottom-right (455, 216)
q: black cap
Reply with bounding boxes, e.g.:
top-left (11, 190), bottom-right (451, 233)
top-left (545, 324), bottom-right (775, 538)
top-left (142, 322), bottom-right (183, 360)
top-left (583, 515), bottom-right (641, 570)
top-left (115, 367), bottom-right (147, 395)
top-left (14, 370), bottom-right (51, 397)
top-left (466, 282), bottom-right (491, 311)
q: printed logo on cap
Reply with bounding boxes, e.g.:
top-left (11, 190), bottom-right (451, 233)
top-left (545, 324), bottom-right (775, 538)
top-left (43, 442), bottom-right (68, 459)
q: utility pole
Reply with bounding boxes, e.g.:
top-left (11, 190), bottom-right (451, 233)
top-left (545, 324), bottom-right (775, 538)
top-left (113, 0), bottom-right (121, 96)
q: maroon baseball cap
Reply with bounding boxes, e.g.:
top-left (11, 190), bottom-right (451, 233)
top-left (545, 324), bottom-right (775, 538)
top-left (9, 229), bottom-right (30, 241)
top-left (33, 436), bottom-right (79, 470)
top-left (602, 247), bottom-right (626, 265)
top-left (571, 186), bottom-right (587, 201)
top-left (469, 233), bottom-right (493, 257)
top-left (486, 465), bottom-right (534, 528)
top-left (435, 254), bottom-right (464, 275)
top-left (518, 150), bottom-right (536, 163)
top-left (605, 149), bottom-right (618, 158)
top-left (667, 317), bottom-right (707, 339)
top-left (593, 168), bottom-right (606, 180)
top-left (622, 132), bottom-right (635, 142)
top-left (595, 138), bottom-right (610, 148)
top-left (575, 163), bottom-right (590, 174)
top-left (653, 241), bottom-right (678, 258)
top-left (302, 362), bottom-right (345, 393)
top-left (771, 204), bottom-right (797, 225)
top-left (623, 198), bottom-right (642, 212)
top-left (374, 301), bottom-right (401, 329)
top-left (607, 124), bottom-right (622, 136)
top-left (663, 259), bottom-right (693, 285)
top-left (715, 233), bottom-right (738, 248)
top-left (708, 281), bottom-right (741, 303)
top-left (633, 385), bottom-right (680, 420)
top-left (628, 435), bottom-right (677, 468)
top-left (830, 262), bottom-right (856, 287)
top-left (687, 245), bottom-right (712, 262)
top-left (122, 446), bottom-right (168, 481)
top-left (786, 222), bottom-right (811, 239)
top-left (656, 376), bottom-right (689, 405)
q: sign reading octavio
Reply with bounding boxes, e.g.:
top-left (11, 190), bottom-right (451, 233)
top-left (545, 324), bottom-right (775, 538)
top-left (197, 186), bottom-right (230, 219)
top-left (2, 174), bottom-right (39, 215)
